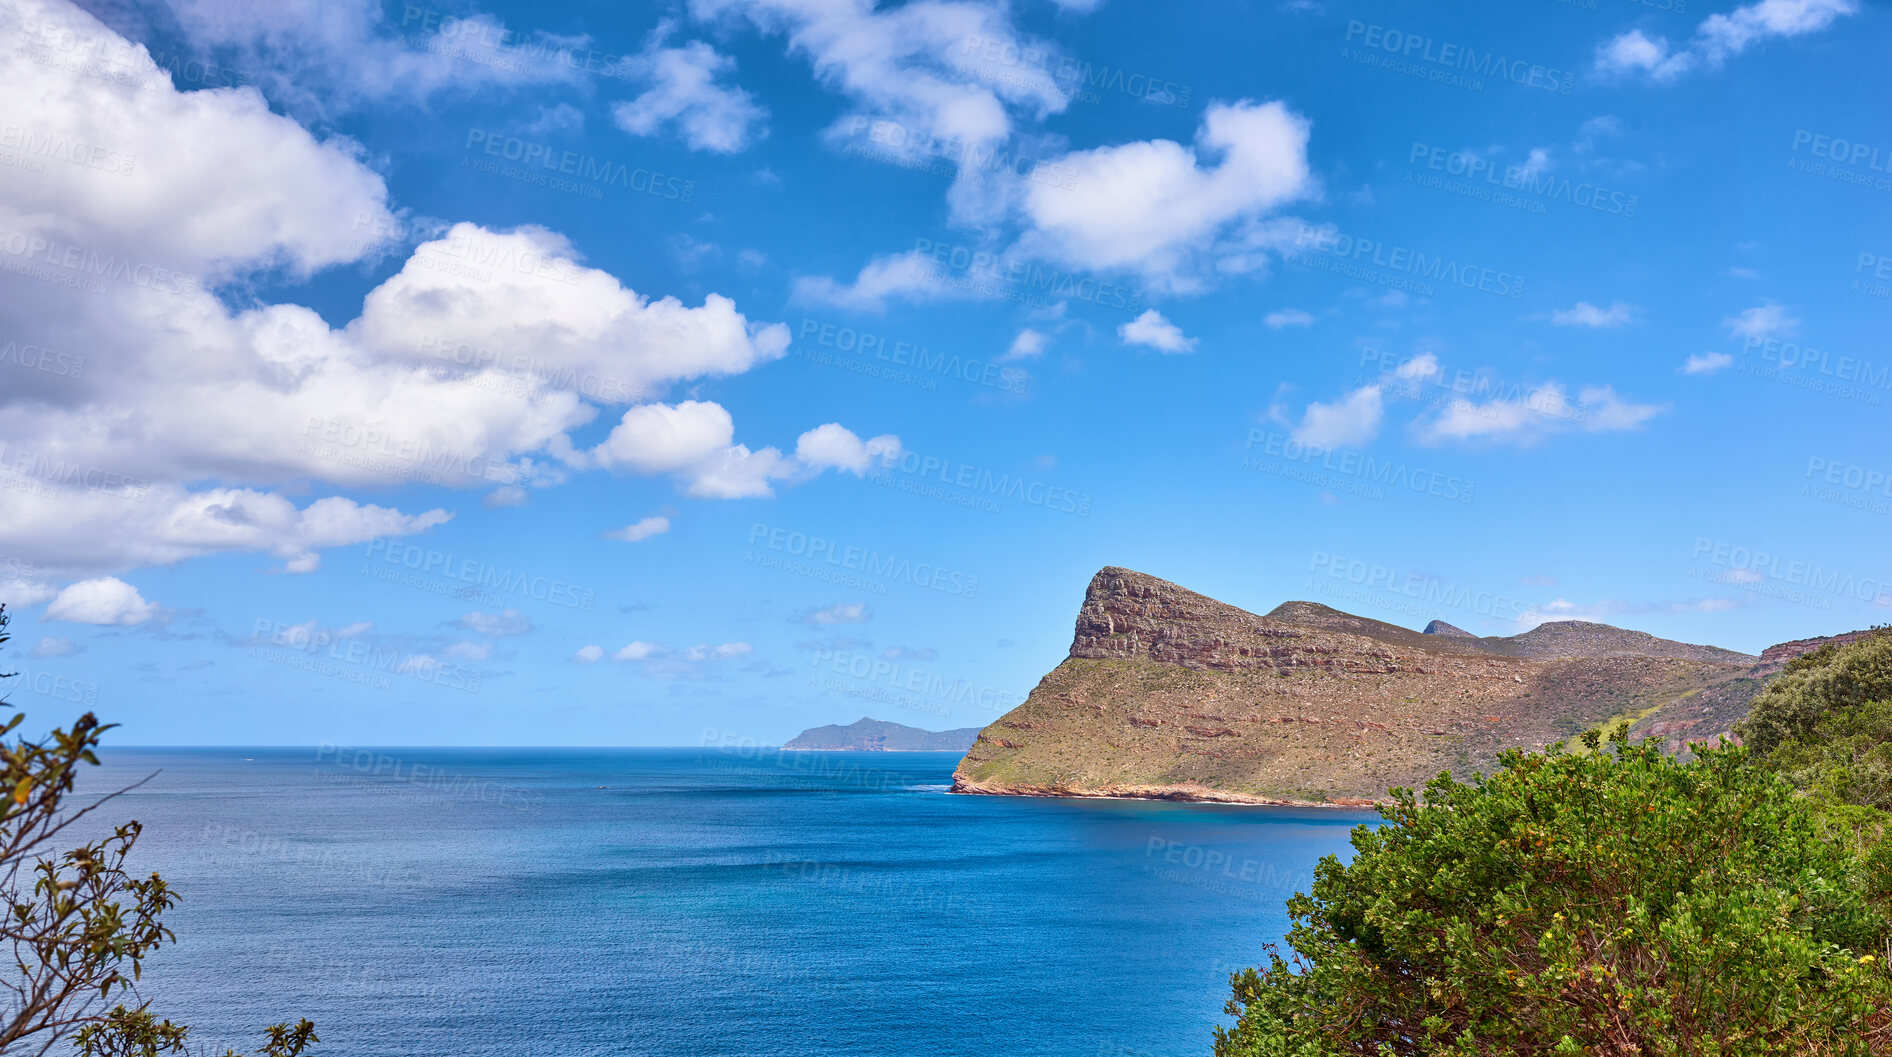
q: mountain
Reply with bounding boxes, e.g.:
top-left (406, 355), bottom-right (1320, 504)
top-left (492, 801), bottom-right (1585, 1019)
top-left (784, 717), bottom-right (982, 751)
top-left (951, 567), bottom-right (1762, 806)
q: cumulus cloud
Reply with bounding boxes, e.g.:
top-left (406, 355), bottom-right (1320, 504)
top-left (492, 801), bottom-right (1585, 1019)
top-left (1596, 0), bottom-right (1858, 81)
top-left (571, 644), bottom-right (606, 663)
top-left (44, 577), bottom-right (158, 625)
top-left (457, 609), bottom-right (534, 636)
top-left (0, 5), bottom-right (885, 578)
top-left (155, 0), bottom-right (587, 116)
top-left (1003, 328), bottom-right (1050, 360)
top-left (691, 0), bottom-right (1069, 157)
top-left (590, 403), bottom-right (898, 498)
top-left (791, 250), bottom-right (962, 312)
top-left (27, 637), bottom-right (79, 658)
top-left (1413, 384), bottom-right (1668, 446)
top-left (1682, 352), bottom-right (1735, 375)
top-left (1291, 385), bottom-right (1383, 448)
top-left (614, 24), bottom-right (767, 152)
top-left (1264, 309), bottom-right (1315, 329)
top-left (685, 641), bottom-right (752, 660)
top-left (1724, 302), bottom-right (1799, 340)
top-left (1117, 309), bottom-right (1198, 353)
top-left (614, 641), bottom-right (664, 661)
top-left (799, 602), bottom-right (871, 626)
top-left (606, 516), bottom-right (672, 543)
top-left (1550, 301), bottom-right (1638, 328)
top-left (999, 99), bottom-right (1314, 287)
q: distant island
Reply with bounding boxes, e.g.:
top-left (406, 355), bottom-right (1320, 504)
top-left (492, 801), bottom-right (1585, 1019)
top-left (784, 717), bottom-right (983, 751)
top-left (952, 566), bottom-right (1848, 807)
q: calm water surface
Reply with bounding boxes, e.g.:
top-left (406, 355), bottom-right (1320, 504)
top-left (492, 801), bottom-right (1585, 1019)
top-left (77, 748), bottom-right (1374, 1057)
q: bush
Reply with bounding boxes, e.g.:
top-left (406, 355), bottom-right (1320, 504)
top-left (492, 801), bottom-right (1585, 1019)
top-left (1739, 631), bottom-right (1892, 756)
top-left (1214, 735), bottom-right (1892, 1056)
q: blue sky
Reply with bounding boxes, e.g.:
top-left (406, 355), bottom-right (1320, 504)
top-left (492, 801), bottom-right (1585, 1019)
top-left (0, 0), bottom-right (1886, 746)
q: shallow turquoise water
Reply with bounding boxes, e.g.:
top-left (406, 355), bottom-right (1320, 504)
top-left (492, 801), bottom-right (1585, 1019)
top-left (77, 748), bottom-right (1373, 1057)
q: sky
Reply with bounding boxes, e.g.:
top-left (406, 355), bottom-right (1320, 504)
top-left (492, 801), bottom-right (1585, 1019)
top-left (0, 0), bottom-right (1887, 746)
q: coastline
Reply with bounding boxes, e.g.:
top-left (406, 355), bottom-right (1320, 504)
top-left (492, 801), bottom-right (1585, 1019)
top-left (949, 775), bottom-right (1383, 809)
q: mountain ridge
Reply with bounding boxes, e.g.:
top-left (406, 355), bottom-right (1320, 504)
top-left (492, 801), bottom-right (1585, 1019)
top-left (784, 717), bottom-right (982, 751)
top-left (952, 567), bottom-right (1766, 805)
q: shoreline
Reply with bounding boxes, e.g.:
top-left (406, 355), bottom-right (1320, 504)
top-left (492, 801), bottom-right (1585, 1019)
top-left (949, 776), bottom-right (1384, 809)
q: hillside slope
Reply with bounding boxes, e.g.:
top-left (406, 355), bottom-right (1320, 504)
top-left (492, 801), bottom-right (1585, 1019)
top-left (952, 567), bottom-right (1758, 805)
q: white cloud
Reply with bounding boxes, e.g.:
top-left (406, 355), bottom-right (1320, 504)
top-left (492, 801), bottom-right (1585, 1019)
top-left (158, 0), bottom-right (586, 116)
top-left (1004, 328), bottom-right (1050, 360)
top-left (614, 641), bottom-right (664, 661)
top-left (44, 577), bottom-right (158, 625)
top-left (606, 516), bottom-right (672, 543)
top-left (1291, 385), bottom-right (1383, 448)
top-left (27, 637), bottom-right (79, 659)
top-left (800, 602), bottom-right (871, 626)
top-left (1551, 301), bottom-right (1638, 328)
top-left (1263, 309), bottom-right (1315, 329)
top-left (444, 641), bottom-right (491, 662)
top-left (1117, 309), bottom-right (1198, 354)
top-left (614, 24), bottom-right (767, 153)
top-left (1001, 100), bottom-right (1314, 287)
top-left (684, 641), bottom-right (753, 660)
top-left (1414, 384), bottom-right (1667, 445)
top-left (794, 424), bottom-right (902, 476)
top-left (1682, 352), bottom-right (1735, 375)
top-left (1596, 0), bottom-right (1858, 81)
top-left (691, 0), bottom-right (1069, 157)
top-left (457, 609), bottom-right (533, 636)
top-left (792, 250), bottom-right (961, 312)
top-left (571, 644), bottom-right (606, 663)
top-left (590, 404), bottom-right (898, 498)
top-left (1724, 302), bottom-right (1799, 340)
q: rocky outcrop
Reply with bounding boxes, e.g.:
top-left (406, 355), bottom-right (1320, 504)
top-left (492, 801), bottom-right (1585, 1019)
top-left (785, 717), bottom-right (981, 751)
top-left (952, 568), bottom-right (1761, 806)
top-left (1753, 628), bottom-right (1886, 676)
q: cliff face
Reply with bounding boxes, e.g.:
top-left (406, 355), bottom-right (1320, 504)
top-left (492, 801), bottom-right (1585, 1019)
top-left (952, 568), bottom-right (1761, 806)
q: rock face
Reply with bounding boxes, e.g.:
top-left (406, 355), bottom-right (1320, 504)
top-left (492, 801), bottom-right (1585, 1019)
top-left (952, 567), bottom-right (1763, 806)
top-left (1753, 628), bottom-right (1886, 677)
top-left (785, 717), bottom-right (982, 751)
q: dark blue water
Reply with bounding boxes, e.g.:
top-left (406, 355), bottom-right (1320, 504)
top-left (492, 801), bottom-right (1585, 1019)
top-left (76, 748), bottom-right (1374, 1057)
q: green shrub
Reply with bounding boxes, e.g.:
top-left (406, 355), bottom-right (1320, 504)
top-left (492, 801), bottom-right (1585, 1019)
top-left (1214, 736), bottom-right (1892, 1056)
top-left (1739, 632), bottom-right (1892, 756)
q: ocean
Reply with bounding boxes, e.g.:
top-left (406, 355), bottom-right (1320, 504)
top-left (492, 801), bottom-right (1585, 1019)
top-left (74, 748), bottom-right (1375, 1057)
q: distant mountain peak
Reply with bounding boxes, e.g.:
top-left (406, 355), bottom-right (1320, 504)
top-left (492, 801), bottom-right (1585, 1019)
top-left (784, 717), bottom-right (981, 751)
top-left (1423, 619), bottom-right (1474, 638)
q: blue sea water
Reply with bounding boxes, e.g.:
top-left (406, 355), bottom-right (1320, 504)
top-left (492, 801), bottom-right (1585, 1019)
top-left (74, 748), bottom-right (1375, 1057)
